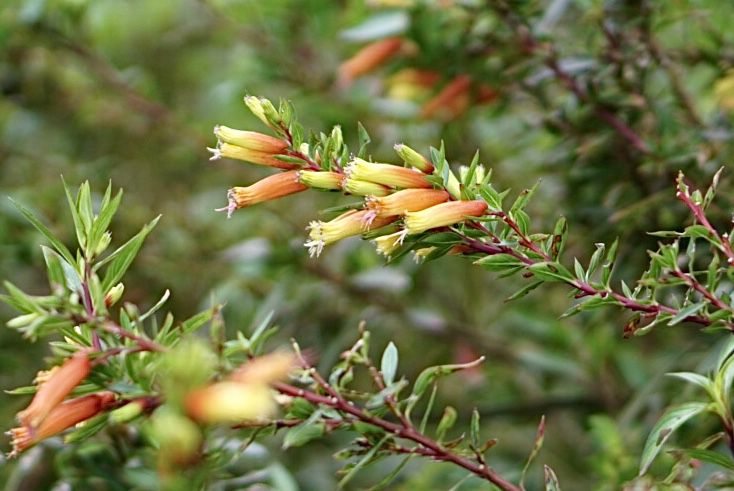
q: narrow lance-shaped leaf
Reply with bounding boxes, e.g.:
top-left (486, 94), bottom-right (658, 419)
top-left (9, 197), bottom-right (76, 266)
top-left (99, 215), bottom-right (160, 291)
top-left (381, 342), bottom-right (398, 385)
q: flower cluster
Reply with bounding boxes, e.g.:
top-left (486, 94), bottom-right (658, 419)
top-left (212, 97), bottom-right (490, 258)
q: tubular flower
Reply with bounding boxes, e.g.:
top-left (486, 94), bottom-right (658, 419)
top-left (403, 200), bottom-right (488, 236)
top-left (230, 352), bottom-right (297, 385)
top-left (421, 75), bottom-right (472, 120)
top-left (214, 126), bottom-right (288, 153)
top-left (185, 382), bottom-right (276, 424)
top-left (394, 143), bottom-right (434, 173)
top-left (298, 170), bottom-right (344, 191)
top-left (337, 37), bottom-right (404, 85)
top-left (208, 142), bottom-right (297, 170)
top-left (373, 232), bottom-right (404, 258)
top-left (342, 177), bottom-right (391, 197)
top-left (18, 351), bottom-right (91, 429)
top-left (364, 189), bottom-right (449, 225)
top-left (346, 158), bottom-right (432, 189)
top-left (306, 210), bottom-right (397, 257)
top-left (9, 392), bottom-right (116, 456)
top-left (223, 171), bottom-right (307, 217)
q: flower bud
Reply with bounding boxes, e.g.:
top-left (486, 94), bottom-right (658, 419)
top-left (230, 352), bottom-right (296, 385)
top-left (421, 75), bottom-right (472, 120)
top-left (18, 351), bottom-right (91, 429)
top-left (342, 177), bottom-right (391, 197)
top-left (109, 400), bottom-right (145, 424)
top-left (346, 158), bottom-right (432, 189)
top-left (338, 38), bottom-right (404, 86)
top-left (9, 391), bottom-right (116, 456)
top-left (365, 189), bottom-right (449, 224)
top-left (214, 126), bottom-right (288, 153)
top-left (244, 95), bottom-right (281, 129)
top-left (208, 142), bottom-right (297, 170)
top-left (403, 200), bottom-right (488, 235)
top-left (149, 407), bottom-right (202, 468)
top-left (298, 170), bottom-right (343, 191)
top-left (185, 382), bottom-right (276, 424)
top-left (305, 210), bottom-right (397, 257)
top-left (104, 283), bottom-right (125, 308)
top-left (94, 231), bottom-right (112, 256)
top-left (223, 171), bottom-right (307, 217)
top-left (394, 144), bottom-right (434, 173)
top-left (6, 313), bottom-right (40, 329)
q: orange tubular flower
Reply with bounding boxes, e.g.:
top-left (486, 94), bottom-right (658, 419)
top-left (338, 37), bottom-right (404, 86)
top-left (342, 177), bottom-right (391, 197)
top-left (421, 75), bottom-right (473, 120)
top-left (18, 351), bottom-right (91, 429)
top-left (306, 210), bottom-right (397, 257)
top-left (346, 158), bottom-right (432, 189)
top-left (10, 392), bottom-right (116, 456)
top-left (224, 171), bottom-right (307, 217)
top-left (214, 126), bottom-right (288, 154)
top-left (298, 170), bottom-right (344, 191)
top-left (230, 352), bottom-right (296, 385)
top-left (365, 189), bottom-right (449, 225)
top-left (403, 200), bottom-right (488, 235)
top-left (208, 142), bottom-right (297, 170)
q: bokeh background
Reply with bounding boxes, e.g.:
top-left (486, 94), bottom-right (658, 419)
top-left (2, 0), bottom-right (734, 489)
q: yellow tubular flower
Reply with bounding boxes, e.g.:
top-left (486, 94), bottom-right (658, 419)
top-left (18, 351), bottom-right (91, 429)
top-left (10, 392), bottom-right (116, 456)
top-left (224, 171), bottom-right (307, 217)
top-left (214, 126), bottom-right (288, 153)
top-left (208, 142), bottom-right (297, 170)
top-left (230, 352), bottom-right (297, 385)
top-left (305, 210), bottom-right (397, 257)
top-left (185, 382), bottom-right (276, 424)
top-left (342, 177), bottom-right (391, 197)
top-left (298, 170), bottom-right (344, 191)
top-left (365, 189), bottom-right (449, 224)
top-left (403, 200), bottom-right (488, 235)
top-left (373, 232), bottom-right (404, 258)
top-left (346, 158), bottom-right (432, 189)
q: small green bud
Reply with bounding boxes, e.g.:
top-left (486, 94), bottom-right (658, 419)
top-left (394, 144), bottom-right (433, 173)
top-left (94, 231), bottom-right (112, 257)
top-left (104, 283), bottom-right (124, 307)
top-left (330, 125), bottom-right (343, 151)
top-left (109, 400), bottom-right (144, 424)
top-left (7, 313), bottom-right (40, 328)
top-left (149, 407), bottom-right (202, 467)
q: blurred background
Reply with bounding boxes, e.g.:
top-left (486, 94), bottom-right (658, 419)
top-left (2, 0), bottom-right (734, 489)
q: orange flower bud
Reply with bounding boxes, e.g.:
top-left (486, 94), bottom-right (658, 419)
top-left (185, 382), bottom-right (276, 424)
top-left (223, 171), bottom-right (307, 217)
top-left (18, 351), bottom-right (91, 429)
top-left (9, 392), bottom-right (116, 456)
top-left (403, 200), bottom-right (488, 235)
top-left (346, 158), bottom-right (432, 189)
top-left (342, 177), bottom-right (391, 197)
top-left (306, 210), bottom-right (397, 257)
top-left (214, 126), bottom-right (288, 154)
top-left (338, 38), bottom-right (404, 86)
top-left (230, 352), bottom-right (296, 385)
top-left (208, 142), bottom-right (297, 170)
top-left (365, 189), bottom-right (449, 225)
top-left (394, 143), bottom-right (434, 173)
top-left (421, 75), bottom-right (472, 119)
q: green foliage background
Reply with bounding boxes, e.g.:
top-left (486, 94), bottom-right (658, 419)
top-left (2, 0), bottom-right (734, 489)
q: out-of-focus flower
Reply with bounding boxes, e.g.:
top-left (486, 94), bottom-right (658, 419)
top-left (18, 351), bottom-right (91, 429)
top-left (223, 171), bottom-right (307, 217)
top-left (208, 142), bottom-right (297, 170)
top-left (343, 177), bottom-right (391, 197)
top-left (9, 391), bottom-right (116, 456)
top-left (346, 158), bottom-right (432, 189)
top-left (230, 352), bottom-right (297, 385)
top-left (403, 200), bottom-right (488, 235)
top-left (306, 210), bottom-right (397, 257)
top-left (394, 143), bottom-right (434, 173)
top-left (387, 68), bottom-right (440, 101)
top-left (214, 126), bottom-right (288, 154)
top-left (298, 170), bottom-right (344, 191)
top-left (365, 189), bottom-right (449, 224)
top-left (421, 75), bottom-right (473, 120)
top-left (338, 38), bottom-right (404, 86)
top-left (185, 382), bottom-right (276, 424)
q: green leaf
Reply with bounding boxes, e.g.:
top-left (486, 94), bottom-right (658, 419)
top-left (667, 372), bottom-right (714, 393)
top-left (470, 408), bottom-right (480, 448)
top-left (338, 434), bottom-right (390, 488)
top-left (380, 342), bottom-right (398, 385)
top-left (667, 302), bottom-right (706, 326)
top-left (64, 413), bottom-right (108, 443)
top-left (282, 421), bottom-right (326, 449)
top-left (357, 122), bottom-right (371, 159)
top-left (9, 197), bottom-right (76, 266)
top-left (100, 215), bottom-right (160, 291)
top-left (544, 465), bottom-right (562, 491)
top-left (521, 415), bottom-right (546, 487)
top-left (639, 402), bottom-right (709, 475)
top-left (41, 246), bottom-right (82, 295)
top-left (506, 280), bottom-right (544, 301)
top-left (528, 262), bottom-right (573, 282)
top-left (436, 406), bottom-right (457, 441)
top-left (474, 253), bottom-right (525, 272)
top-left (681, 447), bottom-right (734, 471)
top-left (88, 187), bottom-right (123, 257)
